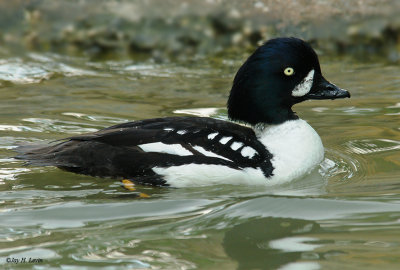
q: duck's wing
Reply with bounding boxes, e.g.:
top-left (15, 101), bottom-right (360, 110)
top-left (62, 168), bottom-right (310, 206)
top-left (16, 117), bottom-right (273, 185)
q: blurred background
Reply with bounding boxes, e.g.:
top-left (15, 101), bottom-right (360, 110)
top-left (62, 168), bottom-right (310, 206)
top-left (1, 1), bottom-right (400, 269)
top-left (1, 0), bottom-right (400, 61)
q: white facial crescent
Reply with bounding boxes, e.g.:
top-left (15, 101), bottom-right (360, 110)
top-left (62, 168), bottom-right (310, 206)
top-left (292, 69), bottom-right (314, 97)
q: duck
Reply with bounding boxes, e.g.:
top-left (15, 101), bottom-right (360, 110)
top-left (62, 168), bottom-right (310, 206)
top-left (16, 37), bottom-right (350, 187)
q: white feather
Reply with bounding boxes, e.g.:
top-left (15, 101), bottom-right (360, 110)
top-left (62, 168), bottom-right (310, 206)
top-left (292, 69), bottom-right (314, 97)
top-left (138, 142), bottom-right (192, 156)
top-left (153, 165), bottom-right (266, 187)
top-left (231, 141), bottom-right (243, 150)
top-left (255, 119), bottom-right (324, 184)
top-left (219, 136), bottom-right (232, 144)
top-left (241, 146), bottom-right (257, 158)
top-left (193, 146), bottom-right (231, 161)
top-left (177, 130), bottom-right (187, 135)
top-left (208, 132), bottom-right (218, 140)
top-left (153, 119), bottom-right (324, 187)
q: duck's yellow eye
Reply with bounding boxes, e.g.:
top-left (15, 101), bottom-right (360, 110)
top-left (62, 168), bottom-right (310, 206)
top-left (284, 67), bottom-right (295, 76)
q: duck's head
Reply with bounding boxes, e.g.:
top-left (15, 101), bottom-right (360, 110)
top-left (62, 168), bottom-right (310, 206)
top-left (228, 37), bottom-right (350, 125)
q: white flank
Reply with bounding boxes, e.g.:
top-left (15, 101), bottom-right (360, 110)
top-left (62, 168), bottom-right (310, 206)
top-left (177, 130), bottom-right (187, 135)
top-left (231, 141), bottom-right (243, 150)
top-left (219, 136), bottom-right (232, 144)
top-left (163, 128), bottom-right (174, 131)
top-left (255, 119), bottom-right (324, 184)
top-left (138, 142), bottom-right (192, 156)
top-left (292, 69), bottom-right (314, 97)
top-left (193, 146), bottom-right (231, 161)
top-left (241, 146), bottom-right (257, 158)
top-left (208, 132), bottom-right (218, 140)
top-left (153, 165), bottom-right (267, 187)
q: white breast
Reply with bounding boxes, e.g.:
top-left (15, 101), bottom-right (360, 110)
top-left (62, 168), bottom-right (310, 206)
top-left (255, 119), bottom-right (324, 185)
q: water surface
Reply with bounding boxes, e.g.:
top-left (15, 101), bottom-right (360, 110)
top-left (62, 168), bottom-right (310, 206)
top-left (0, 51), bottom-right (400, 269)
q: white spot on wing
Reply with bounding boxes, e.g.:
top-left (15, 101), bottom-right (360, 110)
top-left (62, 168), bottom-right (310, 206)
top-left (177, 130), bottom-right (187, 135)
top-left (241, 146), bottom-right (257, 158)
top-left (292, 69), bottom-right (314, 97)
top-left (208, 132), bottom-right (218, 140)
top-left (163, 128), bottom-right (174, 131)
top-left (219, 136), bottom-right (232, 145)
top-left (138, 142), bottom-right (192, 156)
top-left (193, 146), bottom-right (231, 161)
top-left (231, 141), bottom-right (243, 150)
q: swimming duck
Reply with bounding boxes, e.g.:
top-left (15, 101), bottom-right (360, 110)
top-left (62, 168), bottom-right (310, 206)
top-left (16, 37), bottom-right (350, 187)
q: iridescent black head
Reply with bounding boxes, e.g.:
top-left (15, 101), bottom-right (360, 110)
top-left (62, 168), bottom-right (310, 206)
top-left (228, 37), bottom-right (350, 125)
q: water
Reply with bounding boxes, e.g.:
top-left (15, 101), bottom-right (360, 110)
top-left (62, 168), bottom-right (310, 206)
top-left (0, 50), bottom-right (400, 269)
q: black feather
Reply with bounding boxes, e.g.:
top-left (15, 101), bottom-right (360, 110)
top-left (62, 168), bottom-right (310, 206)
top-left (16, 117), bottom-right (274, 185)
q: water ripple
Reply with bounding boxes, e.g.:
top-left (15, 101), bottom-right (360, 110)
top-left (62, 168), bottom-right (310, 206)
top-left (0, 54), bottom-right (100, 85)
top-left (0, 124), bottom-right (41, 133)
top-left (0, 168), bottom-right (30, 181)
top-left (346, 139), bottom-right (400, 155)
top-left (341, 106), bottom-right (380, 115)
top-left (62, 112), bottom-right (127, 124)
top-left (0, 58), bottom-right (51, 84)
top-left (22, 118), bottom-right (99, 134)
top-left (321, 148), bottom-right (366, 181)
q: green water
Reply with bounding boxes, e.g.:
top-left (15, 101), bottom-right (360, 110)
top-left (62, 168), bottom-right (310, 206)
top-left (0, 50), bottom-right (400, 269)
